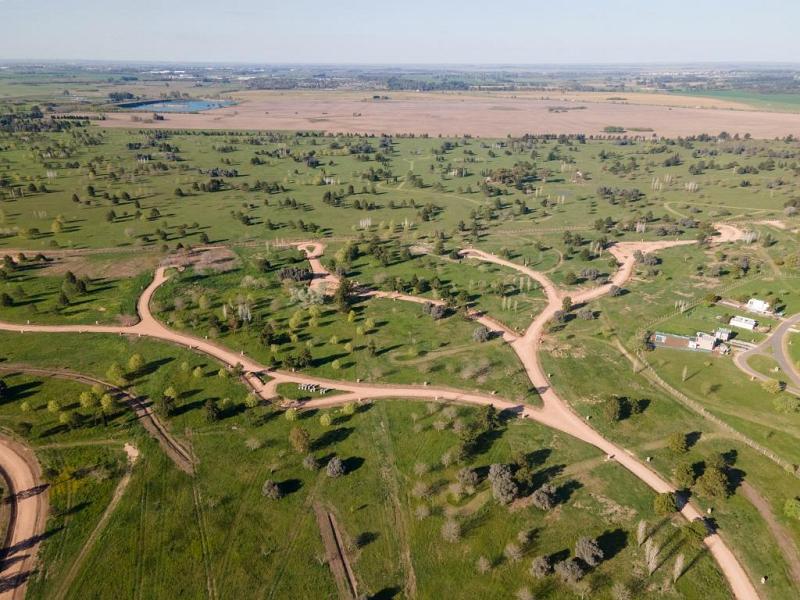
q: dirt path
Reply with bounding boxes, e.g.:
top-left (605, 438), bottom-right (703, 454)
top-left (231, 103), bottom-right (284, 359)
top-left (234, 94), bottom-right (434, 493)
top-left (0, 365), bottom-right (195, 474)
top-left (312, 503), bottom-right (358, 600)
top-left (0, 231), bottom-right (761, 600)
top-left (53, 444), bottom-right (139, 599)
top-left (0, 436), bottom-right (48, 600)
top-left (739, 482), bottom-right (800, 586)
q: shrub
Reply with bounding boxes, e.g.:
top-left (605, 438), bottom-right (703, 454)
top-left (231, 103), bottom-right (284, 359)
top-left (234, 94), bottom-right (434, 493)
top-left (262, 479), bottom-right (282, 499)
top-left (555, 558), bottom-right (585, 583)
top-left (574, 536), bottom-right (604, 567)
top-left (441, 519), bottom-right (461, 543)
top-left (530, 555), bottom-right (552, 578)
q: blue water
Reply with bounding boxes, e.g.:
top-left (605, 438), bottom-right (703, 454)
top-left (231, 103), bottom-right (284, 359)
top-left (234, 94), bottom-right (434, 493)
top-left (119, 99), bottom-right (233, 113)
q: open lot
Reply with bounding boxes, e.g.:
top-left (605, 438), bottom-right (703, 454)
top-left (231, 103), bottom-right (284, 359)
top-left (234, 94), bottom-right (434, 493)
top-left (97, 90), bottom-right (800, 138)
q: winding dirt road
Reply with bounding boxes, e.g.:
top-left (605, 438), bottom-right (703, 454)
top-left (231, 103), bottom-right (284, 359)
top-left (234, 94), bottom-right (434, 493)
top-left (0, 233), bottom-right (761, 599)
top-left (0, 436), bottom-right (48, 600)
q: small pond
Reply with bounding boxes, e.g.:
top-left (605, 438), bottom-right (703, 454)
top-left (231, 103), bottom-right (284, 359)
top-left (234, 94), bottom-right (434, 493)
top-left (118, 99), bottom-right (234, 112)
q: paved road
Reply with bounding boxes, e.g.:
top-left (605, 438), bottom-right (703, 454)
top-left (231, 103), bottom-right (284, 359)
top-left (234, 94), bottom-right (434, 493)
top-left (0, 232), bottom-right (761, 600)
top-left (734, 313), bottom-right (800, 392)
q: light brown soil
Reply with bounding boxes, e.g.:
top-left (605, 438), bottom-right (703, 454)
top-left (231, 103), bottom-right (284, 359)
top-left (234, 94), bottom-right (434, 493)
top-left (312, 503), bottom-right (357, 599)
top-left (95, 90), bottom-right (800, 139)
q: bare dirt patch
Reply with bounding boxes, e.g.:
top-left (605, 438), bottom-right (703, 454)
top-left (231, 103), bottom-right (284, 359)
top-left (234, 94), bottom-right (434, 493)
top-left (40, 253), bottom-right (161, 279)
top-left (313, 503), bottom-right (358, 600)
top-left (162, 246), bottom-right (240, 273)
top-left (95, 90), bottom-right (800, 139)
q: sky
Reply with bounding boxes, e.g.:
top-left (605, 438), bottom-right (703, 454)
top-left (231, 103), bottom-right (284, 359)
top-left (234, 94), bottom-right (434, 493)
top-left (2, 0), bottom-right (799, 64)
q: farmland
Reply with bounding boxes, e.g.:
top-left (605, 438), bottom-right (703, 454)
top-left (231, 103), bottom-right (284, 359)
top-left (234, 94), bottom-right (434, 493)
top-left (1, 85), bottom-right (800, 600)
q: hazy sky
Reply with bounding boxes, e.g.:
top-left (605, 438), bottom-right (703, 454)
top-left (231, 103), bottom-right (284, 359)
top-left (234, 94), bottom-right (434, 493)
top-left (2, 0), bottom-right (798, 64)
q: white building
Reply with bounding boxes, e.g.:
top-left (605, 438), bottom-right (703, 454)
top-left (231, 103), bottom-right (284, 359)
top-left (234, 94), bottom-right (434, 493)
top-left (694, 332), bottom-right (717, 351)
top-left (730, 315), bottom-right (757, 331)
top-left (746, 298), bottom-right (771, 315)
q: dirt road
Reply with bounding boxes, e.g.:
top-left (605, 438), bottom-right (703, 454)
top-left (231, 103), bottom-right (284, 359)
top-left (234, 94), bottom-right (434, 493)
top-left (0, 436), bottom-right (48, 600)
top-left (0, 365), bottom-right (195, 474)
top-left (0, 233), bottom-right (761, 599)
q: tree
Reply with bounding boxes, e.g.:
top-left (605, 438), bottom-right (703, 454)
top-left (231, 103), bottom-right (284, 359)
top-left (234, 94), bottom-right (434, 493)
top-left (761, 378), bottom-right (784, 395)
top-left (673, 461), bottom-right (695, 489)
top-left (530, 484), bottom-right (557, 510)
top-left (262, 479), bottom-right (282, 499)
top-left (457, 467), bottom-right (479, 489)
top-left (476, 556), bottom-right (491, 574)
top-left (784, 497), bottom-right (800, 520)
top-left (334, 278), bottom-right (354, 313)
top-left (491, 470), bottom-right (518, 505)
top-left (562, 296), bottom-right (573, 312)
top-left (326, 456), bottom-right (345, 478)
top-left (100, 393), bottom-right (115, 414)
top-left (504, 542), bottom-right (522, 562)
top-left (603, 395), bottom-right (623, 422)
top-left (60, 411), bottom-right (80, 429)
top-left (441, 518), bottom-right (461, 543)
top-left (204, 399), bottom-right (220, 422)
top-left (472, 325), bottom-right (491, 343)
top-left (127, 353), bottom-right (145, 373)
top-left (303, 454), bottom-right (319, 471)
top-left (555, 558), bottom-right (585, 583)
top-left (654, 492), bottom-right (677, 515)
top-left (106, 363), bottom-right (126, 386)
top-left (289, 426), bottom-right (310, 454)
top-left (667, 432), bottom-right (688, 453)
top-left (530, 555), bottom-right (552, 578)
top-left (79, 391), bottom-right (97, 410)
top-left (695, 465), bottom-right (729, 498)
top-left (319, 412), bottom-right (332, 427)
top-left (575, 536), bottom-right (604, 567)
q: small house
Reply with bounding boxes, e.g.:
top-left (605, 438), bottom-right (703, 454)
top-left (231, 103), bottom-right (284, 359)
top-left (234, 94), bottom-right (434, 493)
top-left (746, 298), bottom-right (771, 315)
top-left (694, 332), bottom-right (717, 352)
top-left (715, 328), bottom-right (732, 341)
top-left (730, 315), bottom-right (756, 331)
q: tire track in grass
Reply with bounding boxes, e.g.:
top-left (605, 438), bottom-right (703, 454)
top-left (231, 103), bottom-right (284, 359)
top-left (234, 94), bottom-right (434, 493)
top-left (214, 459), bottom-right (268, 595)
top-left (191, 477), bottom-right (217, 600)
top-left (133, 482), bottom-right (148, 600)
top-left (54, 444), bottom-right (139, 600)
top-left (371, 403), bottom-right (417, 598)
top-left (263, 495), bottom-right (318, 600)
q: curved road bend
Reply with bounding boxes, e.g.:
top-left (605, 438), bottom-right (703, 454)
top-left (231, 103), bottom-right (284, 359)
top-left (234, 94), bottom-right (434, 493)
top-left (734, 313), bottom-right (800, 392)
top-left (0, 235), bottom-right (760, 599)
top-left (0, 436), bottom-right (48, 600)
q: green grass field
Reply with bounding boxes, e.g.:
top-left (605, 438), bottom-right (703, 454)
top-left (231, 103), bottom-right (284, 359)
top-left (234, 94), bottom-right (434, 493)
top-left (2, 112), bottom-right (800, 599)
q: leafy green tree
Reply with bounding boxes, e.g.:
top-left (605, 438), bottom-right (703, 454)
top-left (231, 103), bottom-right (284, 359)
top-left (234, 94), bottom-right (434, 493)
top-left (654, 492), bottom-right (677, 515)
top-left (784, 497), bottom-right (800, 520)
top-left (289, 426), bottom-right (310, 454)
top-left (204, 399), bottom-right (221, 422)
top-left (667, 432), bottom-right (688, 453)
top-left (127, 353), bottom-right (145, 374)
top-left (673, 461), bottom-right (695, 489)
